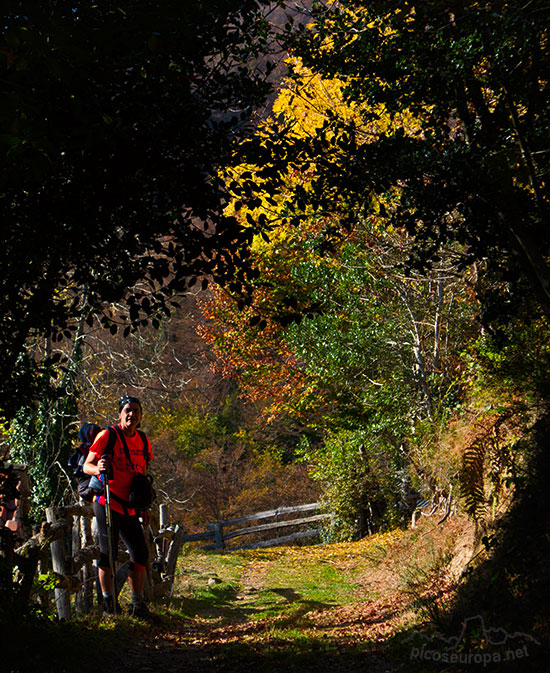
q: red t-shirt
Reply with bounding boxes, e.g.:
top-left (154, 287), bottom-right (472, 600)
top-left (89, 424), bottom-right (153, 516)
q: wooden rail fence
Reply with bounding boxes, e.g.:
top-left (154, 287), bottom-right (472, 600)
top-left (9, 502), bottom-right (183, 620)
top-left (2, 492), bottom-right (328, 621)
top-left (411, 486), bottom-right (455, 528)
top-left (181, 503), bottom-right (331, 551)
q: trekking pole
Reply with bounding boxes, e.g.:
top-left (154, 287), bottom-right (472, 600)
top-left (101, 461), bottom-right (118, 615)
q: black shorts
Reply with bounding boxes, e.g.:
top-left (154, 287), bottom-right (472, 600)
top-left (93, 501), bottom-right (148, 568)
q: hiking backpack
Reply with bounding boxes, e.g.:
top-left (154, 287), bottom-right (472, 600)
top-left (68, 423), bottom-right (104, 501)
top-left (68, 423), bottom-right (152, 504)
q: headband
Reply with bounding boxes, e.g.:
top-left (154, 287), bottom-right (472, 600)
top-left (118, 395), bottom-right (142, 412)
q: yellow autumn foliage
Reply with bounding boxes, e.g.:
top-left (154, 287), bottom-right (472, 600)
top-left (222, 54), bottom-right (422, 255)
top-left (271, 57), bottom-right (363, 137)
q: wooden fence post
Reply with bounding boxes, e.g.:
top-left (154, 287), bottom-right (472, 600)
top-left (81, 508), bottom-right (94, 610)
top-left (73, 508), bottom-right (95, 612)
top-left (143, 522), bottom-right (154, 601)
top-left (159, 504), bottom-right (169, 530)
top-left (164, 524), bottom-right (184, 592)
top-left (91, 515), bottom-right (103, 605)
top-left (46, 507), bottom-right (71, 620)
top-left (72, 513), bottom-right (84, 613)
top-left (213, 522), bottom-right (224, 551)
top-left (158, 504), bottom-right (169, 567)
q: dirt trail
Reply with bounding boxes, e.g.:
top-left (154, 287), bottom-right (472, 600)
top-left (110, 604), bottom-right (408, 673)
top-left (109, 517), bottom-right (476, 673)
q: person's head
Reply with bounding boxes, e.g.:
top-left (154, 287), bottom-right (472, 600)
top-left (118, 395), bottom-right (142, 434)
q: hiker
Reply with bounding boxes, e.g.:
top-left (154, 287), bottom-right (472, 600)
top-left (83, 395), bottom-right (154, 618)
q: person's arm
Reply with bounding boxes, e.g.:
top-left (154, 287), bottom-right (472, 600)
top-left (83, 429), bottom-right (112, 476)
top-left (83, 450), bottom-right (111, 476)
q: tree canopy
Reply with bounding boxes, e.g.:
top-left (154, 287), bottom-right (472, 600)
top-left (190, 0), bottom-right (550, 537)
top-left (258, 1), bottom-right (550, 321)
top-left (0, 0), bottom-right (279, 419)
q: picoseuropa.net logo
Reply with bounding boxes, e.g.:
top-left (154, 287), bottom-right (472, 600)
top-left (407, 615), bottom-right (540, 667)
top-left (410, 643), bottom-right (529, 666)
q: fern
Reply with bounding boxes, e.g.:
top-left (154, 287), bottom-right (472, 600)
top-left (460, 414), bottom-right (515, 520)
top-left (461, 438), bottom-right (486, 518)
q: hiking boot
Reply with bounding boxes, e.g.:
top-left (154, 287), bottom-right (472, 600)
top-left (128, 601), bottom-right (157, 621)
top-left (103, 596), bottom-right (122, 615)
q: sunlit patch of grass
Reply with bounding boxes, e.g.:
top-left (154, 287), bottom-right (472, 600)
top-left (173, 528), bottom-right (409, 622)
top-left (263, 559), bottom-right (359, 604)
top-left (178, 545), bottom-right (248, 581)
top-left (165, 528), bottom-right (414, 635)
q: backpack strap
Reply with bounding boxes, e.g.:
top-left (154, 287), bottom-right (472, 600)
top-left (111, 426), bottom-right (150, 470)
top-left (112, 425), bottom-right (135, 471)
top-left (137, 429), bottom-right (150, 464)
top-left (104, 426), bottom-right (118, 459)
top-left (109, 491), bottom-right (130, 515)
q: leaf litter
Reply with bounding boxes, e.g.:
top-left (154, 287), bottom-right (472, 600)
top-left (109, 517), bottom-right (474, 673)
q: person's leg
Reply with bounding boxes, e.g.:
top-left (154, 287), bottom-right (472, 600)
top-left (128, 564), bottom-right (146, 595)
top-left (119, 514), bottom-right (150, 615)
top-left (93, 502), bottom-right (120, 610)
top-left (98, 566), bottom-right (112, 595)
